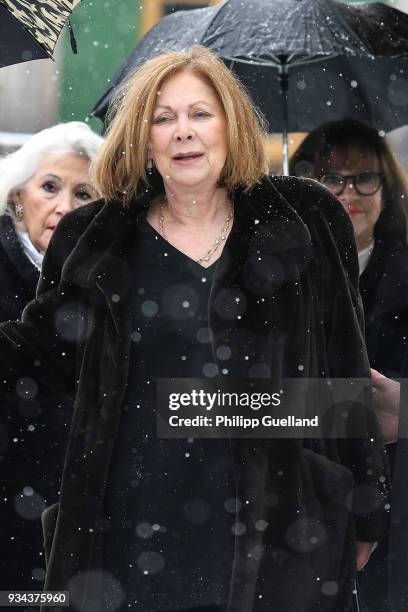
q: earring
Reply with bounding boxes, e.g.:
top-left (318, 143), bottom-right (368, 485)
top-left (15, 202), bottom-right (24, 221)
top-left (147, 145), bottom-right (154, 175)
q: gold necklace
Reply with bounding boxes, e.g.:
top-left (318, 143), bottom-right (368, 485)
top-left (158, 198), bottom-right (234, 264)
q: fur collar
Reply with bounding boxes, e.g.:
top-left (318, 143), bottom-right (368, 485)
top-left (61, 176), bottom-right (312, 296)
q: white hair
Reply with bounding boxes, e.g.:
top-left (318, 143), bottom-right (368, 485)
top-left (0, 121), bottom-right (104, 215)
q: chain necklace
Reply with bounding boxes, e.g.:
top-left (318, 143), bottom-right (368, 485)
top-left (158, 198), bottom-right (234, 264)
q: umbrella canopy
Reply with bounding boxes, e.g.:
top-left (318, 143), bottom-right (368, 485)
top-left (91, 0), bottom-right (408, 173)
top-left (203, 0), bottom-right (408, 58)
top-left (0, 0), bottom-right (80, 68)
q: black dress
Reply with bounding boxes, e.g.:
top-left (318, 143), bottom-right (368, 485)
top-left (104, 213), bottom-right (235, 611)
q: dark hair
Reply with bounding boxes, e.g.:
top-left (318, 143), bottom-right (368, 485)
top-left (289, 118), bottom-right (408, 245)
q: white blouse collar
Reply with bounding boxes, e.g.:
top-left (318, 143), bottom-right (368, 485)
top-left (358, 242), bottom-right (374, 276)
top-left (15, 226), bottom-right (44, 271)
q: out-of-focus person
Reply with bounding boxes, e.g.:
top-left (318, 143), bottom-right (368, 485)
top-left (290, 118), bottom-right (408, 379)
top-left (0, 121), bottom-right (102, 591)
top-left (0, 121), bottom-right (102, 322)
top-left (290, 119), bottom-right (408, 611)
top-left (370, 366), bottom-right (408, 612)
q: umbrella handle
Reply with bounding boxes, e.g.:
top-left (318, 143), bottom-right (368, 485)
top-left (67, 19), bottom-right (78, 55)
top-left (353, 578), bottom-right (361, 612)
top-left (278, 60), bottom-right (289, 176)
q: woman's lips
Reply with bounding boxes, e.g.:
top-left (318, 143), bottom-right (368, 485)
top-left (172, 152), bottom-right (204, 165)
top-left (348, 207), bottom-right (363, 215)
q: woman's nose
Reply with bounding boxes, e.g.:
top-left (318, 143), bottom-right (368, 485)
top-left (344, 177), bottom-right (359, 193)
top-left (176, 133), bottom-right (193, 141)
top-left (174, 118), bottom-right (194, 141)
top-left (339, 179), bottom-right (358, 202)
top-left (55, 191), bottom-right (73, 215)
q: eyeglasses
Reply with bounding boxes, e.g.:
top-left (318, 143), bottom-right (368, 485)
top-left (319, 171), bottom-right (384, 196)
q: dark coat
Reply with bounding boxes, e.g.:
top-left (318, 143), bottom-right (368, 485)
top-left (0, 214), bottom-right (39, 321)
top-left (389, 356), bottom-right (408, 612)
top-left (358, 240), bottom-right (408, 611)
top-left (355, 240), bottom-right (408, 611)
top-left (0, 214), bottom-right (40, 590)
top-left (0, 214), bottom-right (70, 591)
top-left (0, 176), bottom-right (388, 612)
top-left (360, 239), bottom-right (408, 379)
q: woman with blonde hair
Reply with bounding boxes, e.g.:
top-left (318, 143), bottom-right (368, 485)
top-left (0, 48), bottom-right (387, 611)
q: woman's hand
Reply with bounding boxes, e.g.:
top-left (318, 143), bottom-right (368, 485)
top-left (356, 540), bottom-right (377, 571)
top-left (371, 368), bottom-right (400, 444)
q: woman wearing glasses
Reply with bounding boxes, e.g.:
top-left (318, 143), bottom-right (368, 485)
top-left (290, 118), bottom-right (408, 381)
top-left (290, 118), bottom-right (408, 612)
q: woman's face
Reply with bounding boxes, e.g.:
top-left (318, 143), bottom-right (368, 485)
top-left (13, 152), bottom-right (98, 252)
top-left (149, 70), bottom-right (228, 192)
top-left (321, 148), bottom-right (383, 250)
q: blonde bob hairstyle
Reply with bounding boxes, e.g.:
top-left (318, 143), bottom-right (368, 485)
top-left (92, 45), bottom-right (269, 206)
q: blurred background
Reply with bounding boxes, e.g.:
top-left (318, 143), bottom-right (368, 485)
top-left (1, 0), bottom-right (407, 170)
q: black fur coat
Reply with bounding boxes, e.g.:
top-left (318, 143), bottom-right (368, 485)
top-left (0, 176), bottom-right (388, 612)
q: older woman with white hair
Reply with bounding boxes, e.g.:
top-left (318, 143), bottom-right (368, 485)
top-left (0, 121), bottom-right (102, 592)
top-left (0, 121), bottom-right (102, 322)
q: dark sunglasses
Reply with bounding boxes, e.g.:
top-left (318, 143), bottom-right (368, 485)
top-left (319, 171), bottom-right (384, 196)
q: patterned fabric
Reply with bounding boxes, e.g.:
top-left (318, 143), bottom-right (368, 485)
top-left (0, 0), bottom-right (80, 55)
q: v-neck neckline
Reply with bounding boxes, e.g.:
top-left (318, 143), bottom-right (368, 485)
top-left (140, 213), bottom-right (220, 272)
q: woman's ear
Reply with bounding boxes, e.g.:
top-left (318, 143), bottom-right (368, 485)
top-left (11, 189), bottom-right (22, 205)
top-left (10, 189), bottom-right (25, 223)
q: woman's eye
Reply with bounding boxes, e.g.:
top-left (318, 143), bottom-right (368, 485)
top-left (193, 111), bottom-right (211, 119)
top-left (42, 181), bottom-right (57, 193)
top-left (154, 115), bottom-right (172, 124)
top-left (76, 190), bottom-right (93, 201)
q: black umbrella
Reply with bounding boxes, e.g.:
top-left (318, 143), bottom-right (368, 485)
top-left (0, 0), bottom-right (80, 68)
top-left (91, 0), bottom-right (408, 174)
